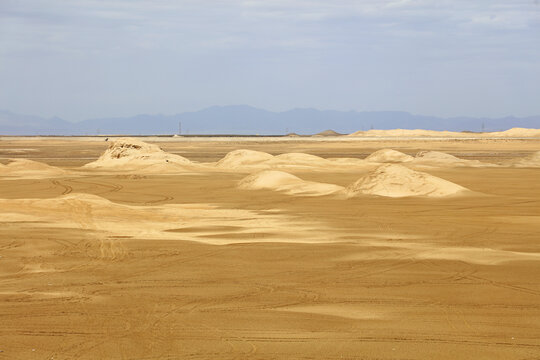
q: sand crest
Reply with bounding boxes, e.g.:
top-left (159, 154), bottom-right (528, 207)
top-left (346, 164), bottom-right (468, 198)
top-left (83, 137), bottom-right (194, 171)
top-left (365, 149), bottom-right (414, 163)
top-left (238, 170), bottom-right (344, 196)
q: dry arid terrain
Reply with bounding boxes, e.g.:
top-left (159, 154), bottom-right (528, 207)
top-left (1, 134), bottom-right (540, 359)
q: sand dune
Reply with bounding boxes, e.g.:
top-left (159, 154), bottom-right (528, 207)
top-left (348, 127), bottom-right (540, 138)
top-left (2, 136), bottom-right (540, 359)
top-left (313, 129), bottom-right (344, 137)
top-left (0, 159), bottom-right (66, 177)
top-left (215, 149), bottom-right (275, 168)
top-left (215, 149), bottom-right (370, 171)
top-left (346, 164), bottom-right (468, 198)
top-left (0, 193), bottom-right (332, 245)
top-left (413, 151), bottom-right (492, 167)
top-left (238, 170), bottom-right (344, 196)
top-left (365, 149), bottom-right (414, 163)
top-left (83, 137), bottom-right (196, 172)
top-left (507, 151), bottom-right (540, 167)
top-left (270, 153), bottom-right (331, 167)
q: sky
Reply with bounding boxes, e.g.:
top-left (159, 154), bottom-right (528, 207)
top-left (0, 0), bottom-right (539, 121)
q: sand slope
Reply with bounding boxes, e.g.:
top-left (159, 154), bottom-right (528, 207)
top-left (507, 151), bottom-right (540, 167)
top-left (0, 159), bottom-right (66, 178)
top-left (83, 137), bottom-right (195, 172)
top-left (238, 170), bottom-right (344, 196)
top-left (365, 149), bottom-right (414, 163)
top-left (346, 164), bottom-right (468, 198)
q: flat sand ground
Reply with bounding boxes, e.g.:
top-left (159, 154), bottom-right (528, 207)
top-left (1, 137), bottom-right (539, 359)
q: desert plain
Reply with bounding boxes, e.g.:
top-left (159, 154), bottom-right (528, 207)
top-left (0, 133), bottom-right (540, 360)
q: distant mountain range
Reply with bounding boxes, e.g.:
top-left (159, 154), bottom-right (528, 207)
top-left (1, 105), bottom-right (540, 135)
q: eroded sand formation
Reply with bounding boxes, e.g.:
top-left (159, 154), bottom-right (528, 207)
top-left (83, 137), bottom-right (197, 172)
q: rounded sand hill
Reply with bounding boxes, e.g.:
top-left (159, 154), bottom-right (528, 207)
top-left (238, 170), bottom-right (343, 196)
top-left (413, 151), bottom-right (488, 167)
top-left (216, 149), bottom-right (274, 168)
top-left (84, 138), bottom-right (193, 171)
top-left (365, 149), bottom-right (414, 163)
top-left (346, 164), bottom-right (467, 198)
top-left (0, 159), bottom-right (66, 177)
top-left (314, 130), bottom-right (344, 137)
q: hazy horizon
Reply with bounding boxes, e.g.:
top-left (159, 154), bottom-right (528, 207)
top-left (1, 1), bottom-right (539, 122)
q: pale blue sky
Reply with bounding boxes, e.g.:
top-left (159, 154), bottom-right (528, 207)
top-left (0, 0), bottom-right (539, 121)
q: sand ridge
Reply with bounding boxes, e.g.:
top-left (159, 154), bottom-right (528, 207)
top-left (348, 127), bottom-right (540, 138)
top-left (0, 192), bottom-right (332, 245)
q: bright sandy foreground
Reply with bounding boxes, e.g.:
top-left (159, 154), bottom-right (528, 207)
top-left (0, 136), bottom-right (539, 359)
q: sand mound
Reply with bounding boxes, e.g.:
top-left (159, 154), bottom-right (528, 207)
top-left (216, 149), bottom-right (274, 168)
top-left (238, 170), bottom-right (343, 196)
top-left (271, 153), bottom-right (329, 166)
top-left (215, 150), bottom-right (370, 171)
top-left (413, 151), bottom-right (488, 167)
top-left (365, 149), bottom-right (414, 163)
top-left (346, 164), bottom-right (467, 198)
top-left (83, 138), bottom-right (193, 171)
top-left (314, 130), bottom-right (343, 137)
top-left (0, 159), bottom-right (66, 177)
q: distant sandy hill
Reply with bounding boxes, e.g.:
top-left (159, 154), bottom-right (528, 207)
top-left (0, 159), bottom-right (66, 177)
top-left (346, 164), bottom-right (468, 198)
top-left (365, 149), bottom-right (414, 163)
top-left (313, 130), bottom-right (344, 137)
top-left (348, 127), bottom-right (540, 138)
top-left (83, 137), bottom-right (195, 171)
top-left (238, 170), bottom-right (344, 196)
